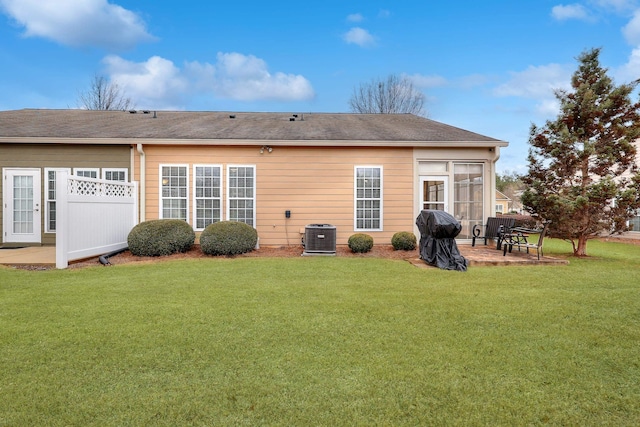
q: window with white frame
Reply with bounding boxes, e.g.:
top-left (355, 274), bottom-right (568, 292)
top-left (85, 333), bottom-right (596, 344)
top-left (355, 166), bottom-right (383, 230)
top-left (227, 165), bottom-right (255, 227)
top-left (160, 165), bottom-right (188, 220)
top-left (103, 168), bottom-right (128, 182)
top-left (73, 168), bottom-right (99, 178)
top-left (44, 168), bottom-right (71, 232)
top-left (496, 204), bottom-right (504, 214)
top-left (194, 165), bottom-right (222, 229)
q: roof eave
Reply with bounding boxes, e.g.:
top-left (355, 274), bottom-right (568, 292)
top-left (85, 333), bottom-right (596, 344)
top-left (0, 137), bottom-right (509, 148)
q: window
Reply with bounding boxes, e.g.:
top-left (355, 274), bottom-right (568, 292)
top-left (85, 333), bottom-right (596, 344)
top-left (73, 168), bottom-right (99, 178)
top-left (355, 166), bottom-right (383, 230)
top-left (44, 168), bottom-right (71, 232)
top-left (103, 168), bottom-right (128, 182)
top-left (227, 165), bottom-right (255, 227)
top-left (629, 211), bottom-right (640, 233)
top-left (496, 204), bottom-right (504, 214)
top-left (194, 165), bottom-right (222, 230)
top-left (160, 165), bottom-right (188, 220)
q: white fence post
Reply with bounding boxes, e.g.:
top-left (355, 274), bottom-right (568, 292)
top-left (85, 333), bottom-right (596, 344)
top-left (55, 171), bottom-right (69, 269)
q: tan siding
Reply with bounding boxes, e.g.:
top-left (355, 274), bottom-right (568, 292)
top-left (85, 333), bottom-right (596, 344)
top-left (138, 145), bottom-right (415, 246)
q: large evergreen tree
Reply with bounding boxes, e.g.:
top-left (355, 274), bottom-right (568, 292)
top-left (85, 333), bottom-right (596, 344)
top-left (521, 48), bottom-right (640, 256)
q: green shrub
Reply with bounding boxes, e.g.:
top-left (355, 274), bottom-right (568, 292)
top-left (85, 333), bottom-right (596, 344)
top-left (391, 231), bottom-right (417, 251)
top-left (348, 233), bottom-right (374, 253)
top-left (127, 219), bottom-right (195, 257)
top-left (200, 221), bottom-right (258, 256)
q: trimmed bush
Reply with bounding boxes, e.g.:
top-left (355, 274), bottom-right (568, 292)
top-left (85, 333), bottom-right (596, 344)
top-left (200, 221), bottom-right (258, 256)
top-left (348, 233), bottom-right (374, 253)
top-left (391, 231), bottom-right (417, 251)
top-left (127, 219), bottom-right (195, 257)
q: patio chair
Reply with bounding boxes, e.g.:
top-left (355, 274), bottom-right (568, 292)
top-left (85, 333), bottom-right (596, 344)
top-left (471, 216), bottom-right (516, 249)
top-left (502, 220), bottom-right (551, 260)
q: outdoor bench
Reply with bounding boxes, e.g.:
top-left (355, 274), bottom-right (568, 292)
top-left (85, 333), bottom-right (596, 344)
top-left (471, 216), bottom-right (516, 249)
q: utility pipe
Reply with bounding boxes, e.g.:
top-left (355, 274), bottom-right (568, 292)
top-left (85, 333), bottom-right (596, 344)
top-left (136, 143), bottom-right (146, 223)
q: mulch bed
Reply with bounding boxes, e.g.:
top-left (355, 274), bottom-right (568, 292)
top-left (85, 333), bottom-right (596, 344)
top-left (69, 244), bottom-right (420, 268)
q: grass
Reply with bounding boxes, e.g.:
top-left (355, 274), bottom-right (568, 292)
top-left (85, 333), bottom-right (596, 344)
top-left (1, 239), bottom-right (639, 426)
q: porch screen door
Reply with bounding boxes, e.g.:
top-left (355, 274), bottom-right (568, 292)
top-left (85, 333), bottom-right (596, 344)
top-left (3, 169), bottom-right (41, 243)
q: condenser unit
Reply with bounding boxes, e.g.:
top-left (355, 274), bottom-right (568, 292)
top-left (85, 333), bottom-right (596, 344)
top-left (303, 224), bottom-right (336, 255)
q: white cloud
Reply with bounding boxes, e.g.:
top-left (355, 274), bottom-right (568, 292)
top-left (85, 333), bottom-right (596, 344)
top-left (347, 13), bottom-right (364, 22)
top-left (195, 52), bottom-right (315, 102)
top-left (494, 64), bottom-right (571, 99)
top-left (0, 0), bottom-right (154, 49)
top-left (103, 52), bottom-right (315, 109)
top-left (494, 63), bottom-right (572, 117)
top-left (551, 3), bottom-right (591, 21)
top-left (622, 9), bottom-right (640, 44)
top-left (103, 55), bottom-right (188, 109)
top-left (343, 27), bottom-right (376, 47)
top-left (592, 0), bottom-right (638, 13)
top-left (535, 99), bottom-right (562, 116)
top-left (614, 46), bottom-right (640, 82)
top-left (405, 73), bottom-right (448, 88)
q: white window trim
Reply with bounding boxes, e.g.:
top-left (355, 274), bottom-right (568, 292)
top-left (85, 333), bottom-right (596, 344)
top-left (354, 165), bottom-right (383, 231)
top-left (226, 164), bottom-right (256, 227)
top-left (73, 167), bottom-right (99, 178)
top-left (102, 168), bottom-right (128, 182)
top-left (193, 164), bottom-right (223, 231)
top-left (159, 164), bottom-right (190, 221)
top-left (44, 167), bottom-right (71, 233)
top-left (420, 175), bottom-right (449, 213)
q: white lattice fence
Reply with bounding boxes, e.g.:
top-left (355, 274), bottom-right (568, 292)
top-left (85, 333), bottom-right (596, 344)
top-left (56, 172), bottom-right (138, 269)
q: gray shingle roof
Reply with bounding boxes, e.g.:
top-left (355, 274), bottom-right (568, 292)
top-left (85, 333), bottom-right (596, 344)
top-left (0, 109), bottom-right (507, 146)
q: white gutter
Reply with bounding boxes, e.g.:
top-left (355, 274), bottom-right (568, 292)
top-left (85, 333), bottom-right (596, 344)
top-left (0, 136), bottom-right (509, 148)
top-left (136, 143), bottom-right (146, 222)
top-left (489, 146), bottom-right (501, 216)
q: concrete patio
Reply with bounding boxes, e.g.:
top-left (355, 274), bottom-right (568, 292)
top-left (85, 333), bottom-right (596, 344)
top-left (0, 243), bottom-right (568, 269)
top-left (0, 246), bottom-right (56, 267)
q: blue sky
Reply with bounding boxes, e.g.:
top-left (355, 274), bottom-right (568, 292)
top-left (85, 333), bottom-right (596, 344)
top-left (1, 0), bottom-right (640, 173)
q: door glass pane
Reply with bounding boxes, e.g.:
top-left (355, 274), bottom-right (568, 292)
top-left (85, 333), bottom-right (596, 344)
top-left (13, 175), bottom-right (34, 234)
top-left (423, 180), bottom-right (445, 211)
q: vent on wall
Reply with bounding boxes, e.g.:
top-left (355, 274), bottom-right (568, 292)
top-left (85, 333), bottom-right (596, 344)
top-left (303, 224), bottom-right (336, 255)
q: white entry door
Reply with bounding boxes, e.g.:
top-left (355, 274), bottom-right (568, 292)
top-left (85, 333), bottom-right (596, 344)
top-left (3, 168), bottom-right (41, 244)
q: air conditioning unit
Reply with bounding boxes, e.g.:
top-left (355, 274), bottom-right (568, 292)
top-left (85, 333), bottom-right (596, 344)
top-left (303, 224), bottom-right (336, 255)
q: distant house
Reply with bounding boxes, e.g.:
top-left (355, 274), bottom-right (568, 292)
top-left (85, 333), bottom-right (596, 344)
top-left (495, 190), bottom-right (511, 214)
top-left (1, 109), bottom-right (508, 247)
top-left (625, 140), bottom-right (640, 237)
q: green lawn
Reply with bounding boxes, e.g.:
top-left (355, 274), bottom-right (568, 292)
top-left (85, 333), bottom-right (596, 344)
top-left (1, 239), bottom-right (639, 426)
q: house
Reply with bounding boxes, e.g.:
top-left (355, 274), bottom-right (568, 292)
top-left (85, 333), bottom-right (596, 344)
top-left (495, 190), bottom-right (512, 215)
top-left (1, 109), bottom-right (508, 247)
top-left (625, 140), bottom-right (640, 238)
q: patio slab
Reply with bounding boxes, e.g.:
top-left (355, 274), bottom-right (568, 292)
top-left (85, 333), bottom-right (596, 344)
top-left (0, 246), bottom-right (56, 266)
top-left (409, 244), bottom-right (569, 269)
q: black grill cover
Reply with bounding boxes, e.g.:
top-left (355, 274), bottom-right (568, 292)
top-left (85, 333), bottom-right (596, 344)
top-left (416, 210), bottom-right (468, 271)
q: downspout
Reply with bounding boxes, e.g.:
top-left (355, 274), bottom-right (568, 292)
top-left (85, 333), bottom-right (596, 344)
top-left (136, 143), bottom-right (146, 223)
top-left (489, 146), bottom-right (501, 216)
